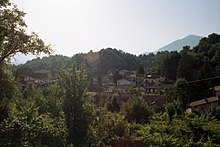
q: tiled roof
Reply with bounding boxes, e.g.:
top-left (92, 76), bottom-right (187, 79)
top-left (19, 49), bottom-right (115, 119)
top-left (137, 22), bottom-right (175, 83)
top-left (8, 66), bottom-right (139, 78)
top-left (214, 85), bottom-right (220, 91)
top-left (190, 96), bottom-right (219, 107)
top-left (145, 86), bottom-right (161, 89)
top-left (88, 86), bottom-right (105, 92)
top-left (142, 94), bottom-right (165, 108)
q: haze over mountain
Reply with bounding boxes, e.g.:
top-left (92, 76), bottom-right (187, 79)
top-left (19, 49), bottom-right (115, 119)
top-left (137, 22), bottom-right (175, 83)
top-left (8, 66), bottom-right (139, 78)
top-left (155, 35), bottom-right (202, 52)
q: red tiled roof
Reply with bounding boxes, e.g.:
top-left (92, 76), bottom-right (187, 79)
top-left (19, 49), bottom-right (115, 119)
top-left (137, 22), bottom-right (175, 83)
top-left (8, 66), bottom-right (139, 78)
top-left (190, 97), bottom-right (219, 107)
top-left (88, 86), bottom-right (105, 92)
top-left (142, 94), bottom-right (165, 108)
top-left (117, 93), bottom-right (131, 102)
top-left (145, 86), bottom-right (161, 89)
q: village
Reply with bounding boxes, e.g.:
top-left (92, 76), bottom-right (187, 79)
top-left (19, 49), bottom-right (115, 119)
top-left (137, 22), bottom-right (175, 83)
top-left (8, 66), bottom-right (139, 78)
top-left (18, 68), bottom-right (220, 114)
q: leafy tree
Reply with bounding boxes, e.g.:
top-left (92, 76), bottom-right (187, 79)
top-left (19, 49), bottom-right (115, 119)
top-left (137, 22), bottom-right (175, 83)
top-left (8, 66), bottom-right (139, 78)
top-left (0, 63), bottom-right (20, 122)
top-left (0, 0), bottom-right (8, 7)
top-left (0, 1), bottom-right (52, 122)
top-left (0, 1), bottom-right (52, 63)
top-left (160, 51), bottom-right (180, 80)
top-left (122, 96), bottom-right (154, 124)
top-left (106, 95), bottom-right (121, 112)
top-left (98, 48), bottom-right (138, 74)
top-left (165, 78), bottom-right (190, 115)
top-left (137, 63), bottom-right (145, 74)
top-left (166, 102), bottom-right (176, 124)
top-left (112, 70), bottom-right (122, 84)
top-left (174, 78), bottom-right (190, 112)
top-left (176, 53), bottom-right (200, 81)
top-left (90, 108), bottom-right (128, 146)
top-left (0, 98), bottom-right (66, 146)
top-left (59, 64), bottom-right (91, 146)
top-left (36, 84), bottom-right (65, 118)
top-left (97, 74), bottom-right (102, 86)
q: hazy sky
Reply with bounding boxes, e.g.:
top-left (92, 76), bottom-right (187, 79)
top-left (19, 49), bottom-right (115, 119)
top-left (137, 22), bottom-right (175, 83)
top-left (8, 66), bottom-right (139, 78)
top-left (11, 0), bottom-right (220, 56)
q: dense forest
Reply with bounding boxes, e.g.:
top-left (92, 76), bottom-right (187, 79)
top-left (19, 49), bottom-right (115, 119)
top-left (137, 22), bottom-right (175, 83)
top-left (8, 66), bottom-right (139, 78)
top-left (1, 0), bottom-right (220, 146)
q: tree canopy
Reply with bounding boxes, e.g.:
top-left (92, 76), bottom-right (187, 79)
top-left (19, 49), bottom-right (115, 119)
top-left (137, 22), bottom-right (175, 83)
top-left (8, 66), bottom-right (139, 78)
top-left (0, 1), bottom-right (52, 64)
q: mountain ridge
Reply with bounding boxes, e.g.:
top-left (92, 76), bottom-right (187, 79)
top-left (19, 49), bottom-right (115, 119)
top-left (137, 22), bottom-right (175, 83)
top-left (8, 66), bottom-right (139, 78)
top-left (156, 34), bottom-right (202, 52)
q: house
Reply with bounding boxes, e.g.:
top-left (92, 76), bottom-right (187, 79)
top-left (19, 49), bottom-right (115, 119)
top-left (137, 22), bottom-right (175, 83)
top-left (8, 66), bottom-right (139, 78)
top-left (113, 85), bottom-right (130, 93)
top-left (145, 86), bottom-right (161, 94)
top-left (105, 84), bottom-right (116, 92)
top-left (32, 70), bottom-right (53, 82)
top-left (145, 76), bottom-right (166, 86)
top-left (136, 74), bottom-right (144, 87)
top-left (117, 79), bottom-right (131, 86)
top-left (118, 70), bottom-right (130, 77)
top-left (23, 76), bottom-right (36, 85)
top-left (189, 96), bottom-right (219, 113)
top-left (214, 85), bottom-right (220, 96)
top-left (124, 74), bottom-right (136, 86)
top-left (88, 86), bottom-right (106, 94)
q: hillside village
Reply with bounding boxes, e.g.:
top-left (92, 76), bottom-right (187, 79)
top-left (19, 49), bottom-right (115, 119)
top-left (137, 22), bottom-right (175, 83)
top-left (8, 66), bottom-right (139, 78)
top-left (18, 67), bottom-right (220, 115)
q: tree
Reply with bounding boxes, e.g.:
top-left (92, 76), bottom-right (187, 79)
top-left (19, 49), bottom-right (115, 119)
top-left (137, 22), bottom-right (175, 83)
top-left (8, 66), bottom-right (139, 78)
top-left (97, 74), bottom-right (102, 86)
top-left (176, 53), bottom-right (200, 81)
top-left (137, 63), bottom-right (145, 74)
top-left (0, 0), bottom-right (8, 7)
top-left (112, 71), bottom-right (122, 84)
top-left (174, 78), bottom-right (190, 111)
top-left (106, 95), bottom-right (120, 112)
top-left (160, 51), bottom-right (180, 80)
top-left (0, 1), bottom-right (52, 122)
top-left (0, 2), bottom-right (52, 63)
top-left (59, 64), bottom-right (90, 146)
top-left (122, 96), bottom-right (154, 124)
top-left (0, 63), bottom-right (20, 122)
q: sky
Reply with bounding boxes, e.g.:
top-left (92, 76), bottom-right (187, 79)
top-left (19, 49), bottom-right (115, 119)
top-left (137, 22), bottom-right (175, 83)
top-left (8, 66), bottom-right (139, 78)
top-left (10, 0), bottom-right (220, 57)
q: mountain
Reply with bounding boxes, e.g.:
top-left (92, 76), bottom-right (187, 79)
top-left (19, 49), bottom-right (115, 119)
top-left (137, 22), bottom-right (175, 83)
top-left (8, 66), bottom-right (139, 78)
top-left (142, 51), bottom-right (152, 55)
top-left (11, 53), bottom-right (37, 65)
top-left (155, 35), bottom-right (202, 52)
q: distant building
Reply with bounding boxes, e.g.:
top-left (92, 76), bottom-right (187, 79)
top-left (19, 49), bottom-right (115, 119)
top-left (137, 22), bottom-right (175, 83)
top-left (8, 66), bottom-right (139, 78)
top-left (189, 96), bottom-right (220, 113)
top-left (145, 86), bottom-right (161, 94)
top-left (214, 85), bottom-right (220, 96)
top-left (32, 70), bottom-right (53, 81)
top-left (117, 79), bottom-right (131, 86)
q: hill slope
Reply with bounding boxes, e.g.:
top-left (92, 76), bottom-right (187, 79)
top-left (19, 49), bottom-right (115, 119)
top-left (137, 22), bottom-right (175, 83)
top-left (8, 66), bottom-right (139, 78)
top-left (156, 35), bottom-right (202, 52)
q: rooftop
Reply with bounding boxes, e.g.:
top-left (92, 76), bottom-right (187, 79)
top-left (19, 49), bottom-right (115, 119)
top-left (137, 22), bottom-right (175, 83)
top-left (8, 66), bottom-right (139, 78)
top-left (190, 96), bottom-right (219, 107)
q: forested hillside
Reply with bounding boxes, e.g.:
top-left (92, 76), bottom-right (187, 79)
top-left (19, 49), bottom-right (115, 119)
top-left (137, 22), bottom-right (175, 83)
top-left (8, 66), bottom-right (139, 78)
top-left (18, 33), bottom-right (220, 82)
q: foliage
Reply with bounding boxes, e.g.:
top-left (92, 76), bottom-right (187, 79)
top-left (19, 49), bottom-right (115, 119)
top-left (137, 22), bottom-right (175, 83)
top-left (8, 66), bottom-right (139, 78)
top-left (0, 100), bottom-right (66, 146)
top-left (98, 48), bottom-right (139, 74)
top-left (166, 102), bottom-right (176, 124)
top-left (0, 63), bottom-right (20, 121)
top-left (0, 2), bottom-right (52, 63)
top-left (0, 82), bottom-right (67, 146)
top-left (59, 64), bottom-right (91, 146)
top-left (37, 84), bottom-right (65, 118)
top-left (21, 55), bottom-right (69, 76)
top-left (122, 96), bottom-right (154, 124)
top-left (89, 107), bottom-right (129, 146)
top-left (160, 51), bottom-right (180, 80)
top-left (106, 95), bottom-right (121, 112)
